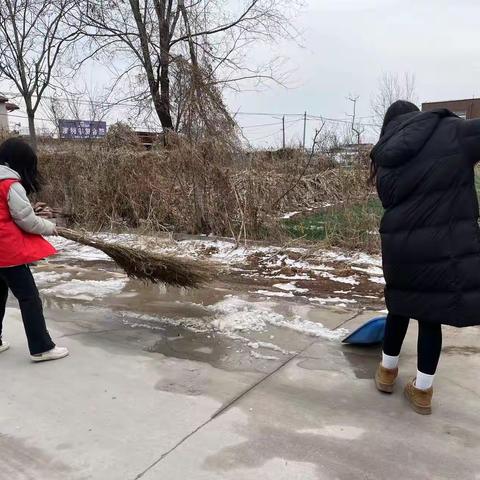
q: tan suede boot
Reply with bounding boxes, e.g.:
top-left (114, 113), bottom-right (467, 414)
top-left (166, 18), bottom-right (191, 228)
top-left (404, 379), bottom-right (433, 415)
top-left (375, 363), bottom-right (398, 393)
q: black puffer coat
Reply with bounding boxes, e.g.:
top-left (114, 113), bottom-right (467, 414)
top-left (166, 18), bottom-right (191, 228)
top-left (371, 109), bottom-right (480, 327)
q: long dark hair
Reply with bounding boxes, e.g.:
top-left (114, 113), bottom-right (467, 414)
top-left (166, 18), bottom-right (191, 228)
top-left (0, 138), bottom-right (41, 194)
top-left (369, 100), bottom-right (420, 186)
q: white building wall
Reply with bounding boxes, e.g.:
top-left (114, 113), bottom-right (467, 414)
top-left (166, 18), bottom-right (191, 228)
top-left (0, 103), bottom-right (8, 130)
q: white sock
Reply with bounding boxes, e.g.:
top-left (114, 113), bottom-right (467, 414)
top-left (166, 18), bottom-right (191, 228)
top-left (382, 352), bottom-right (399, 370)
top-left (415, 371), bottom-right (435, 390)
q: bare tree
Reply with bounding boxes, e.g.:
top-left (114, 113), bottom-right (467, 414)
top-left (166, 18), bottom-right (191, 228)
top-left (0, 0), bottom-right (81, 149)
top-left (371, 72), bottom-right (417, 129)
top-left (80, 0), bottom-right (301, 135)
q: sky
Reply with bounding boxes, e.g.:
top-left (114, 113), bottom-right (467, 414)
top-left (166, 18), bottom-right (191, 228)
top-left (2, 0), bottom-right (480, 148)
top-left (225, 0), bottom-right (480, 146)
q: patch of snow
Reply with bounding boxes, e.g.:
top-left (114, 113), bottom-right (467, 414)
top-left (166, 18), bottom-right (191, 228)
top-left (33, 271), bottom-right (71, 285)
top-left (320, 251), bottom-right (353, 262)
top-left (248, 341), bottom-right (294, 356)
top-left (43, 278), bottom-right (127, 301)
top-left (269, 274), bottom-right (313, 281)
top-left (208, 296), bottom-right (269, 333)
top-left (253, 290), bottom-right (296, 298)
top-left (281, 211), bottom-right (300, 219)
top-left (121, 312), bottom-right (211, 333)
top-left (320, 271), bottom-right (359, 285)
top-left (267, 315), bottom-right (348, 340)
top-left (369, 276), bottom-right (386, 285)
top-left (208, 296), bottom-right (346, 340)
top-left (273, 283), bottom-right (309, 294)
top-left (351, 252), bottom-right (382, 267)
top-left (351, 265), bottom-right (383, 276)
top-left (309, 297), bottom-right (357, 305)
top-left (250, 351), bottom-right (280, 361)
top-left (50, 237), bottom-right (110, 262)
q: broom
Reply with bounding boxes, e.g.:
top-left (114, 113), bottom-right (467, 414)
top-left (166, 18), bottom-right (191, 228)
top-left (56, 228), bottom-right (214, 288)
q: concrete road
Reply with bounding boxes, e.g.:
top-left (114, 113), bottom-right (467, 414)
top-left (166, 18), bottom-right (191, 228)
top-left (1, 307), bottom-right (479, 480)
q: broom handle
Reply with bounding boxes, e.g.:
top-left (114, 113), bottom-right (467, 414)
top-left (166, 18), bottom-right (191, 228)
top-left (56, 228), bottom-right (107, 250)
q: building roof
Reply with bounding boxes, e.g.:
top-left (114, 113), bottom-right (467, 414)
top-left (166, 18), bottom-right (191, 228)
top-left (422, 98), bottom-right (480, 106)
top-left (5, 102), bottom-right (19, 112)
top-left (0, 94), bottom-right (19, 111)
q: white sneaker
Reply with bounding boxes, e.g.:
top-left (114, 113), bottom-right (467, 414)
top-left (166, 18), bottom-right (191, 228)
top-left (0, 341), bottom-right (10, 353)
top-left (31, 346), bottom-right (69, 363)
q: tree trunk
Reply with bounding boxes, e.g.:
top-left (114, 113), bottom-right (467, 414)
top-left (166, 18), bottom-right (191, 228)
top-left (155, 63), bottom-right (174, 131)
top-left (26, 105), bottom-right (37, 152)
top-left (157, 15), bottom-right (173, 132)
top-left (129, 0), bottom-right (173, 132)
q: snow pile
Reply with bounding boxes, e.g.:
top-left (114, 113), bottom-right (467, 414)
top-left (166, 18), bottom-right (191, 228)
top-left (208, 296), bottom-right (347, 341)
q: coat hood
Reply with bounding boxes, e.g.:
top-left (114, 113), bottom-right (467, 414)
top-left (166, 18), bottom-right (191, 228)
top-left (0, 164), bottom-right (20, 181)
top-left (370, 109), bottom-right (456, 168)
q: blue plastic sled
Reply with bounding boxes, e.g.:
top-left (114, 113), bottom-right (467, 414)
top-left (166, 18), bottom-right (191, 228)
top-left (342, 316), bottom-right (387, 345)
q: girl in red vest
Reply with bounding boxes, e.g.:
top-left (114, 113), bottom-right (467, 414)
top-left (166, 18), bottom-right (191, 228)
top-left (0, 138), bottom-right (68, 362)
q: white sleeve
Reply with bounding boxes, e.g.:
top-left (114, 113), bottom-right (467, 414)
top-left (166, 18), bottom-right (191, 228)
top-left (7, 183), bottom-right (56, 236)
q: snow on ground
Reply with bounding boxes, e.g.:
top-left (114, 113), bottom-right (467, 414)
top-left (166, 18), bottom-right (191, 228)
top-left (43, 234), bottom-right (380, 359)
top-left (51, 234), bottom-right (382, 276)
top-left (50, 233), bottom-right (384, 308)
top-left (120, 295), bottom-right (347, 345)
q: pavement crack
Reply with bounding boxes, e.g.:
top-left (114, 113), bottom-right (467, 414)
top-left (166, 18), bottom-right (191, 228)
top-left (133, 339), bottom-right (317, 479)
top-left (333, 309), bottom-right (365, 330)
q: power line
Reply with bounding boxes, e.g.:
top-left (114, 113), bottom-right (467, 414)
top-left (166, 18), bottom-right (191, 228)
top-left (1, 91), bottom-right (379, 127)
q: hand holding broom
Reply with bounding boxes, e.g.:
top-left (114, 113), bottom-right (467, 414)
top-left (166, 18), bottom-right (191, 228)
top-left (56, 228), bottom-right (214, 289)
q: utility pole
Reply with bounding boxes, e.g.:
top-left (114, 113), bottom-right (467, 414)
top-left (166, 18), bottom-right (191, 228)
top-left (282, 115), bottom-right (286, 149)
top-left (303, 111), bottom-right (307, 150)
top-left (347, 94), bottom-right (364, 145)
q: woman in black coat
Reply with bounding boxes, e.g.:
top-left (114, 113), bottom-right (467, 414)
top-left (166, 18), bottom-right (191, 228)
top-left (370, 100), bottom-right (480, 414)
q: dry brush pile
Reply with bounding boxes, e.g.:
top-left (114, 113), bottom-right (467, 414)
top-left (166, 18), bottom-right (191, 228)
top-left (37, 135), bottom-right (375, 244)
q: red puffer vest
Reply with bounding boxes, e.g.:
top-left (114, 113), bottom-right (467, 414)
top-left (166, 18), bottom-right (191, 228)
top-left (0, 179), bottom-right (56, 268)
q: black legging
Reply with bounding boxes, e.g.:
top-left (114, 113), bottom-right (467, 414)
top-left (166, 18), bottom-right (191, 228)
top-left (382, 313), bottom-right (442, 375)
top-left (0, 265), bottom-right (55, 355)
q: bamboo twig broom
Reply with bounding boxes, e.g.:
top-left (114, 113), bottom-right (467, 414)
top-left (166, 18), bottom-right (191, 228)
top-left (57, 228), bottom-right (214, 289)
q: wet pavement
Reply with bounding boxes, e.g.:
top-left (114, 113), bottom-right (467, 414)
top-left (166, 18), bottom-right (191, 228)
top-left (1, 244), bottom-right (480, 479)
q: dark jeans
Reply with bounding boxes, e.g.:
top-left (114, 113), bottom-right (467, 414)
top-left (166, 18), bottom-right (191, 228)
top-left (383, 313), bottom-right (442, 375)
top-left (0, 265), bottom-right (55, 355)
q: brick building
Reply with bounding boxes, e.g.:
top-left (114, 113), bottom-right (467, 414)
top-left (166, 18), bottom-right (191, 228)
top-left (422, 98), bottom-right (480, 120)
